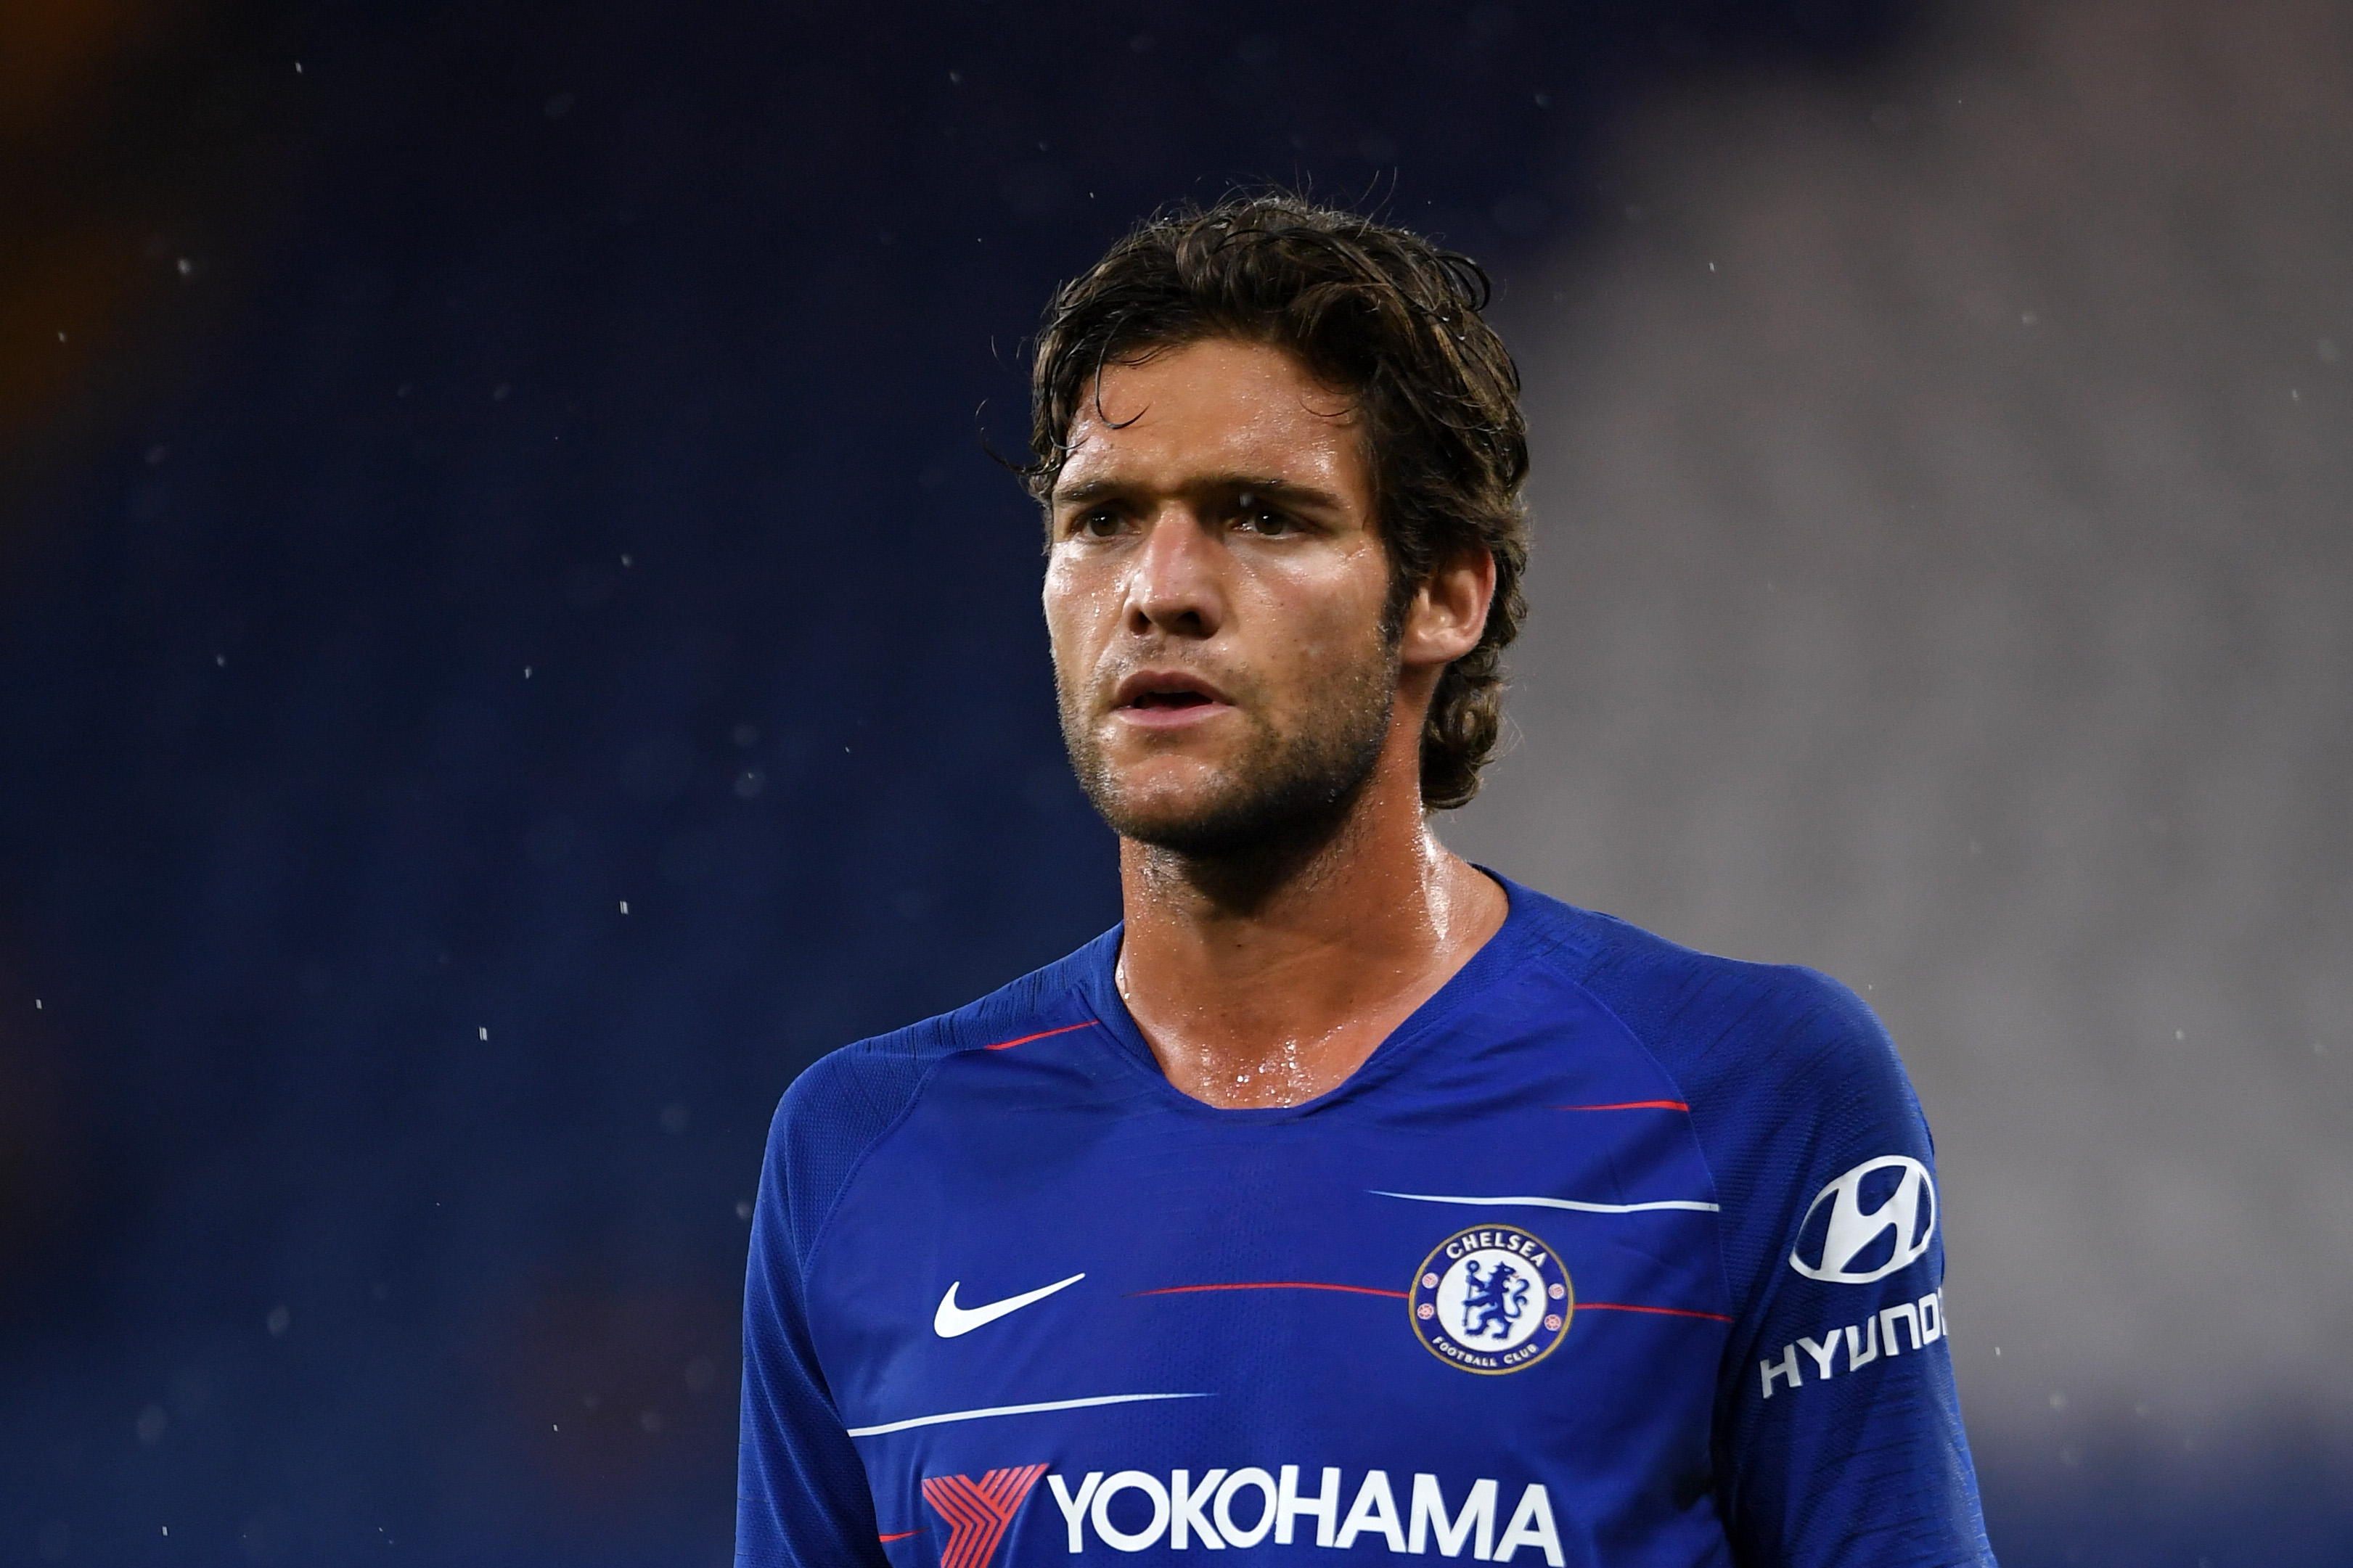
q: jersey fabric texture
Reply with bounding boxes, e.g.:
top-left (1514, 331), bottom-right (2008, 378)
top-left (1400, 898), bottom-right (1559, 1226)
top-left (737, 878), bottom-right (1995, 1567)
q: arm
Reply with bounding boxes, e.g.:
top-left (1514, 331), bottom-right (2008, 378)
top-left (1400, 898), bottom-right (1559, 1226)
top-left (735, 1072), bottom-right (890, 1568)
top-left (1706, 975), bottom-right (1995, 1567)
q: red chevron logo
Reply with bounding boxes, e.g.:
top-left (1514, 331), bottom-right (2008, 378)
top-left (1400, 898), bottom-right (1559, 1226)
top-left (919, 1463), bottom-right (1049, 1568)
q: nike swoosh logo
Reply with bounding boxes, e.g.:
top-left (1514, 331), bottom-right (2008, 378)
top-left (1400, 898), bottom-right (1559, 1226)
top-left (933, 1273), bottom-right (1087, 1338)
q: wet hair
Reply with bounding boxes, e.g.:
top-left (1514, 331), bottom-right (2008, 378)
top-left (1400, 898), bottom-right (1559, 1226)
top-left (1023, 193), bottom-right (1529, 810)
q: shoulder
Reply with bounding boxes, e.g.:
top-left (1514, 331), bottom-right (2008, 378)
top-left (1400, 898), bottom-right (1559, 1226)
top-left (1509, 881), bottom-right (1915, 1132)
top-left (758, 929), bottom-right (1118, 1266)
top-left (1502, 881), bottom-right (1933, 1305)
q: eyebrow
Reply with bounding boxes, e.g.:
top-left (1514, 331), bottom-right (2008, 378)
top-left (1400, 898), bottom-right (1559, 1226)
top-left (1050, 474), bottom-right (1349, 512)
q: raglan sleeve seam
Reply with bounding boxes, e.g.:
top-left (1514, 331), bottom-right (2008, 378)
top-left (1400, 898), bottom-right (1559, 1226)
top-left (796, 1042), bottom-right (968, 1289)
top-left (1539, 949), bottom-right (1746, 1330)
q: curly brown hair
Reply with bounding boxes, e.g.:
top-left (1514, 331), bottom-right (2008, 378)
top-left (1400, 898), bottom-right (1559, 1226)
top-left (1023, 194), bottom-right (1529, 810)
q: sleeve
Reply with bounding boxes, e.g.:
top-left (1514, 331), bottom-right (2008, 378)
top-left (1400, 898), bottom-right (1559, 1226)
top-left (735, 1070), bottom-right (890, 1568)
top-left (1704, 973), bottom-right (1997, 1568)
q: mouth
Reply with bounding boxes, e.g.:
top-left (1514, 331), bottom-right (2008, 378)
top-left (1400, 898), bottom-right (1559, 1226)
top-left (1110, 670), bottom-right (1233, 726)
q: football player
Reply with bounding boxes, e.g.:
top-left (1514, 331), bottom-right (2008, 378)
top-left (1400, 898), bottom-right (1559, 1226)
top-left (738, 195), bottom-right (1994, 1567)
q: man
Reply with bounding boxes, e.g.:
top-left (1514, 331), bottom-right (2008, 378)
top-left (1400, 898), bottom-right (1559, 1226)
top-left (737, 197), bottom-right (1994, 1567)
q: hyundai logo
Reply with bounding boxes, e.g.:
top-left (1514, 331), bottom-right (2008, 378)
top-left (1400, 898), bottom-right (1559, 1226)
top-left (1788, 1156), bottom-right (1937, 1284)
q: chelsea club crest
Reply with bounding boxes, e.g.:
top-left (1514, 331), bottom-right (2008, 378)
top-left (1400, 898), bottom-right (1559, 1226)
top-left (1409, 1223), bottom-right (1573, 1374)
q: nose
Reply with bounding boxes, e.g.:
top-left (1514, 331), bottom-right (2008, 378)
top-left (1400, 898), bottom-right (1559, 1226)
top-left (1124, 509), bottom-right (1225, 640)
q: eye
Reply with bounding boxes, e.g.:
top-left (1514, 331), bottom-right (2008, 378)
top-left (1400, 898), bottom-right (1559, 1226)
top-left (1072, 508), bottom-right (1123, 540)
top-left (1235, 497), bottom-right (1297, 537)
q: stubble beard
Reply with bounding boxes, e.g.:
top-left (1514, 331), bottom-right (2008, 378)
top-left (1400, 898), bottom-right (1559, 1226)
top-left (1057, 641), bottom-right (1401, 866)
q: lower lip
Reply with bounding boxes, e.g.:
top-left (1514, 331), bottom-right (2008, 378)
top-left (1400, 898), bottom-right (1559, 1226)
top-left (1114, 700), bottom-right (1234, 731)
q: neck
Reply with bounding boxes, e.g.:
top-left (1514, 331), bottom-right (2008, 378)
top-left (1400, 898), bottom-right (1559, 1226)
top-left (1113, 734), bottom-right (1508, 1109)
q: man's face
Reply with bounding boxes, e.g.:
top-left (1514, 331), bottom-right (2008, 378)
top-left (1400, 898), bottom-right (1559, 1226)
top-left (1043, 337), bottom-right (1400, 855)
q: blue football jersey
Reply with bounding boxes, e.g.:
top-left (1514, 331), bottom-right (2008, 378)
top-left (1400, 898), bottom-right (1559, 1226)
top-left (737, 879), bottom-right (1994, 1567)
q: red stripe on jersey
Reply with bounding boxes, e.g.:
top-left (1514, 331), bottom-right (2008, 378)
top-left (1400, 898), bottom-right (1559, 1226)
top-left (1578, 1301), bottom-right (1733, 1323)
top-left (983, 1022), bottom-right (1097, 1051)
top-left (1130, 1280), bottom-right (1410, 1300)
top-left (877, 1530), bottom-right (921, 1543)
top-left (1553, 1099), bottom-right (1691, 1111)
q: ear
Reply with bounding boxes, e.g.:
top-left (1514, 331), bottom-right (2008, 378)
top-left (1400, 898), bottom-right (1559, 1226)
top-left (1398, 545), bottom-right (1497, 670)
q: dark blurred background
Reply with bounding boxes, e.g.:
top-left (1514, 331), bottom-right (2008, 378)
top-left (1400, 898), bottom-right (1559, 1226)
top-left (2, 0), bottom-right (2345, 1564)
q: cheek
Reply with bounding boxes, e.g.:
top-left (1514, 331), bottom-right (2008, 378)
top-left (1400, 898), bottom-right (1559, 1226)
top-left (1253, 557), bottom-right (1391, 665)
top-left (1042, 557), bottom-right (1110, 662)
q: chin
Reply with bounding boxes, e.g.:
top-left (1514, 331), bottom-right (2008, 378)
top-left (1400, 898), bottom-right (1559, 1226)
top-left (1063, 680), bottom-right (1394, 863)
top-left (1090, 775), bottom-right (1233, 843)
top-left (1089, 767), bottom-right (1370, 862)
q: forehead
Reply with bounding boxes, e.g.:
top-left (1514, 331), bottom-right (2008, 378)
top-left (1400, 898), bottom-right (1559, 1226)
top-left (1053, 337), bottom-right (1363, 498)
